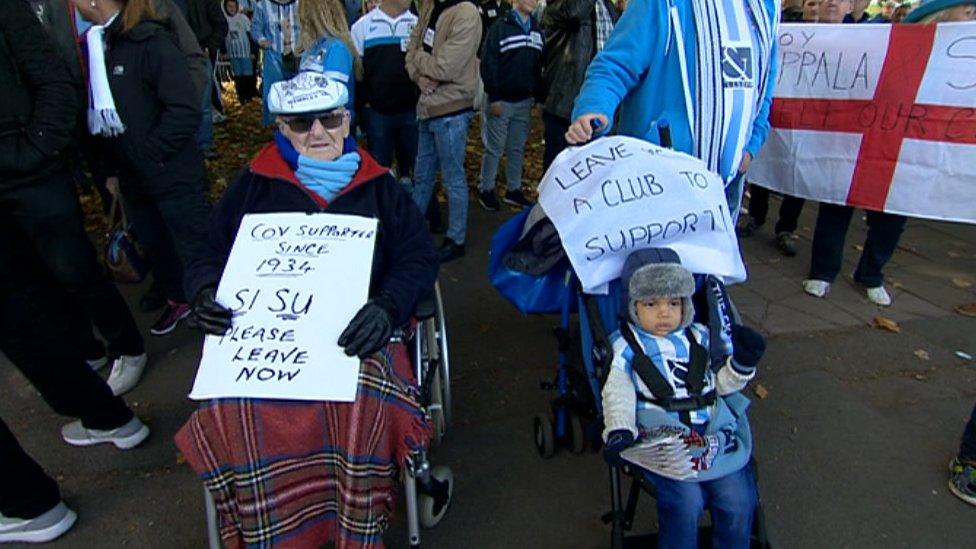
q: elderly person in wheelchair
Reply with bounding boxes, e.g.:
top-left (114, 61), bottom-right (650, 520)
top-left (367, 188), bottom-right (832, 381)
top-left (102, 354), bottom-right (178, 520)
top-left (174, 72), bottom-right (441, 548)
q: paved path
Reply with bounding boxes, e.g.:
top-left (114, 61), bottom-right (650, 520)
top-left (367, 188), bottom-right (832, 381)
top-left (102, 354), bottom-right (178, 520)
top-left (2, 194), bottom-right (975, 548)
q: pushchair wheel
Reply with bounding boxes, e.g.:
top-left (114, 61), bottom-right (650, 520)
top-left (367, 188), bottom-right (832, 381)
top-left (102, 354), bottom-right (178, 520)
top-left (419, 466), bottom-right (453, 528)
top-left (533, 414), bottom-right (555, 458)
top-left (569, 413), bottom-right (586, 454)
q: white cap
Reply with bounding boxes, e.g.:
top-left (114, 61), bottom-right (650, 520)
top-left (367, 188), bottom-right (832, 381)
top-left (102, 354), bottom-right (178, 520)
top-left (267, 72), bottom-right (349, 115)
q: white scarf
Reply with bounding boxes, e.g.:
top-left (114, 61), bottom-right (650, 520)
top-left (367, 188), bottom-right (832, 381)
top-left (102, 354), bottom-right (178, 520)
top-left (86, 12), bottom-right (125, 136)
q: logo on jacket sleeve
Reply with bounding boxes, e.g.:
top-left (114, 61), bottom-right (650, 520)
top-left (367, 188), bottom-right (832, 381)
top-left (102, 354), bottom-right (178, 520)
top-left (112, 65), bottom-right (125, 76)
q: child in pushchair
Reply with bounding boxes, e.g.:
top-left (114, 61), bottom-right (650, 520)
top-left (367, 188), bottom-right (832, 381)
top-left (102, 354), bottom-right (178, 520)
top-left (601, 247), bottom-right (765, 548)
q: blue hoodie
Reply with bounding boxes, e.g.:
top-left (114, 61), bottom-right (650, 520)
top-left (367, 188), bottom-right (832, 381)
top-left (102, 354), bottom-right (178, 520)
top-left (571, 0), bottom-right (780, 182)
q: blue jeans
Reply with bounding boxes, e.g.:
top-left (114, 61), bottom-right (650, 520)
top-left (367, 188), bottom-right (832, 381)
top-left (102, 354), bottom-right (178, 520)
top-left (479, 98), bottom-right (532, 193)
top-left (196, 58), bottom-right (214, 151)
top-left (364, 108), bottom-right (418, 177)
top-left (645, 465), bottom-right (757, 549)
top-left (413, 111), bottom-right (474, 245)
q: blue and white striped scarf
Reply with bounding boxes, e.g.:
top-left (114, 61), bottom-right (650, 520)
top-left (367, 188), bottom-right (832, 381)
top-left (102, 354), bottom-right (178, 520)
top-left (689, 0), bottom-right (774, 182)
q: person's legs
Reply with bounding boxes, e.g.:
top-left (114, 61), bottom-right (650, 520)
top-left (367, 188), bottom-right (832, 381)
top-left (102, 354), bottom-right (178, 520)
top-left (703, 466), bottom-right (757, 549)
top-left (412, 118), bottom-right (439, 212)
top-left (392, 111), bottom-right (418, 179)
top-left (542, 111), bottom-right (570, 172)
top-left (432, 111), bottom-right (474, 245)
top-left (502, 99), bottom-right (532, 193)
top-left (260, 52), bottom-right (285, 126)
top-left (960, 402), bottom-right (976, 462)
top-left (197, 57), bottom-right (215, 152)
top-left (2, 172), bottom-right (144, 358)
top-left (0, 417), bottom-right (60, 520)
top-left (0, 234), bottom-right (134, 430)
top-left (151, 182), bottom-right (213, 302)
top-left (364, 108), bottom-right (396, 168)
top-left (478, 101), bottom-right (510, 193)
top-left (808, 202), bottom-right (855, 283)
top-left (853, 210), bottom-right (907, 288)
top-left (644, 472), bottom-right (706, 548)
top-left (746, 184), bottom-right (770, 227)
top-left (121, 189), bottom-right (185, 303)
top-left (774, 195), bottom-right (806, 234)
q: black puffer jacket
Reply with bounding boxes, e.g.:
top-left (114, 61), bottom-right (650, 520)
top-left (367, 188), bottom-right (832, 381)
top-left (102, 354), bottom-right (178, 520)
top-left (0, 0), bottom-right (79, 191)
top-left (540, 0), bottom-right (616, 120)
top-left (100, 18), bottom-right (205, 195)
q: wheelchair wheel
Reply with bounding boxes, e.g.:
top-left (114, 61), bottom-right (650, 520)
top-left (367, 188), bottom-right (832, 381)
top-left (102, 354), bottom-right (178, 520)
top-left (429, 363), bottom-right (446, 446)
top-left (533, 414), bottom-right (555, 458)
top-left (569, 413), bottom-right (586, 454)
top-left (433, 283), bottom-right (453, 427)
top-left (419, 466), bottom-right (453, 528)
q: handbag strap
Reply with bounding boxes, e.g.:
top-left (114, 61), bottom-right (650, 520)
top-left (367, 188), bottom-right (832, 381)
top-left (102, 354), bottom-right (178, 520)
top-left (105, 193), bottom-right (130, 230)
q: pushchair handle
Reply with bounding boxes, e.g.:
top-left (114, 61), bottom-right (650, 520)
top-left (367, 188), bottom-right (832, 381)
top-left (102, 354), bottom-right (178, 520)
top-left (657, 121), bottom-right (672, 149)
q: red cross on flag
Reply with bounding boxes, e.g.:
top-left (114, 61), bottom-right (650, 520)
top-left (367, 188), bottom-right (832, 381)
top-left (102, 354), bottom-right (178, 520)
top-left (747, 23), bottom-right (976, 225)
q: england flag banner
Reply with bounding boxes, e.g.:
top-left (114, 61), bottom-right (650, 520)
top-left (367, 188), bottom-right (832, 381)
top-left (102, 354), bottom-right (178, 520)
top-left (538, 136), bottom-right (745, 294)
top-left (747, 23), bottom-right (976, 225)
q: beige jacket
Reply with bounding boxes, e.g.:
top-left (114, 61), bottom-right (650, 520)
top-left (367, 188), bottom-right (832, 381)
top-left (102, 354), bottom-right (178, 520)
top-left (405, 0), bottom-right (482, 120)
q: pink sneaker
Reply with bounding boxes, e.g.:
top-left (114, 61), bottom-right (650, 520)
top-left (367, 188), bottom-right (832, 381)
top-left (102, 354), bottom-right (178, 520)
top-left (150, 301), bottom-right (190, 336)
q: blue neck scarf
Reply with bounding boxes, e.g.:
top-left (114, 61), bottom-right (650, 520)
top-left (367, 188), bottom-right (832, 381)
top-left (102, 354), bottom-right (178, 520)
top-left (274, 131), bottom-right (360, 203)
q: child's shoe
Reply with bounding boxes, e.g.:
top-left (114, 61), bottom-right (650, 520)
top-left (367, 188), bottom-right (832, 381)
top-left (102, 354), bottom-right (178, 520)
top-left (948, 457), bottom-right (976, 507)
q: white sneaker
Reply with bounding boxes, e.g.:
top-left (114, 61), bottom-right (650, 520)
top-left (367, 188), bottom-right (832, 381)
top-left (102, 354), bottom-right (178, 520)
top-left (86, 355), bottom-right (108, 371)
top-left (866, 285), bottom-right (892, 306)
top-left (107, 353), bottom-right (148, 396)
top-left (802, 279), bottom-right (830, 298)
top-left (0, 502), bottom-right (77, 543)
top-left (61, 416), bottom-right (149, 450)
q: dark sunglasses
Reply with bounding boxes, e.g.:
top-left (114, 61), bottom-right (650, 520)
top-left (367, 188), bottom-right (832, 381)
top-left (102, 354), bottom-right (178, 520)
top-left (282, 111), bottom-right (347, 133)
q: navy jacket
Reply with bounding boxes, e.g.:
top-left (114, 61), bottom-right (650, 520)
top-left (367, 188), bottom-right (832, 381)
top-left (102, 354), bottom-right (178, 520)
top-left (100, 18), bottom-right (205, 195)
top-left (185, 145), bottom-right (439, 326)
top-left (480, 10), bottom-right (544, 103)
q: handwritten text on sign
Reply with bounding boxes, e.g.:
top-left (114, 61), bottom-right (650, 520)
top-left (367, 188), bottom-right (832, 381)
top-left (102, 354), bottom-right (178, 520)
top-left (189, 213), bottom-right (377, 402)
top-left (748, 23), bottom-right (976, 224)
top-left (538, 136), bottom-right (745, 293)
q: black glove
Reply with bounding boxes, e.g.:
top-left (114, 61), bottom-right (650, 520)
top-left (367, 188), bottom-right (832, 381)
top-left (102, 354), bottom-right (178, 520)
top-left (602, 430), bottom-right (635, 468)
top-left (731, 324), bottom-right (766, 370)
top-left (189, 286), bottom-right (233, 335)
top-left (338, 295), bottom-right (397, 359)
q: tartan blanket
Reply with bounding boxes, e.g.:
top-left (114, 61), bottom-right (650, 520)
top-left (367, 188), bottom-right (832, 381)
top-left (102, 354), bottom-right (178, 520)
top-left (174, 342), bottom-right (430, 548)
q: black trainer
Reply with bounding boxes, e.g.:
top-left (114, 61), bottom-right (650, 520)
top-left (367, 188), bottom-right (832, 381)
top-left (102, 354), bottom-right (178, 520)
top-left (478, 191), bottom-right (500, 211)
top-left (503, 189), bottom-right (534, 208)
top-left (438, 238), bottom-right (465, 263)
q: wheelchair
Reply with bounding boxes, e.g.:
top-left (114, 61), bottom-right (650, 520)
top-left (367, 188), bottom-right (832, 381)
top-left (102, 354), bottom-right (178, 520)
top-left (203, 282), bottom-right (454, 549)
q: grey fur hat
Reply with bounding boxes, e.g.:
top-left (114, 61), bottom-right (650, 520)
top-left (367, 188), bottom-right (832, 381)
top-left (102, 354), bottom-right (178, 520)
top-left (620, 248), bottom-right (695, 329)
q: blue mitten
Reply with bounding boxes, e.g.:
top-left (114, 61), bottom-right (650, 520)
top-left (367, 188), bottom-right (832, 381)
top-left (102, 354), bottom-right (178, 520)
top-left (603, 430), bottom-right (635, 467)
top-left (731, 325), bottom-right (766, 373)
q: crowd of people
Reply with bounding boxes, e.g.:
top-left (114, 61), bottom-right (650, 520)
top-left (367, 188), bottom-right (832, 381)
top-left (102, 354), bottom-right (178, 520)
top-left (1, 0), bottom-right (974, 546)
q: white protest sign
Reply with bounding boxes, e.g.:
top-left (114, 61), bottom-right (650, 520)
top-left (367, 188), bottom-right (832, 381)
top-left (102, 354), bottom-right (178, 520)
top-left (189, 212), bottom-right (378, 402)
top-left (538, 136), bottom-right (745, 294)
